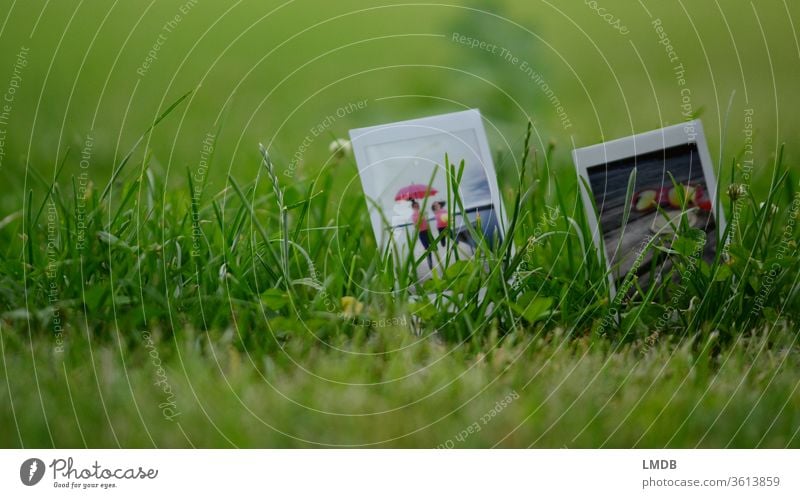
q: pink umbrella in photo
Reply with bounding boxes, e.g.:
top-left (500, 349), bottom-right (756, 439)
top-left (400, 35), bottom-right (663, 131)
top-left (395, 184), bottom-right (438, 201)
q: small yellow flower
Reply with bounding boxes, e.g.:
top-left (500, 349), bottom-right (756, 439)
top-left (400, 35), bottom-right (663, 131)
top-left (340, 296), bottom-right (364, 318)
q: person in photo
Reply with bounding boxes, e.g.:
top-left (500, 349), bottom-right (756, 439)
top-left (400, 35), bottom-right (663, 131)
top-left (410, 200), bottom-right (433, 268)
top-left (431, 201), bottom-right (450, 246)
top-left (350, 110), bottom-right (507, 286)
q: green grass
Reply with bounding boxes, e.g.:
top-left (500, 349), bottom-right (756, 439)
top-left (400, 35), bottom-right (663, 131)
top-left (0, 98), bottom-right (798, 446)
top-left (2, 321), bottom-right (798, 447)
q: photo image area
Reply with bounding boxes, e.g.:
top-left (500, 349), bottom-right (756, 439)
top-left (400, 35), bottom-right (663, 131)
top-left (573, 121), bottom-right (725, 288)
top-left (587, 142), bottom-right (719, 281)
top-left (350, 110), bottom-right (504, 282)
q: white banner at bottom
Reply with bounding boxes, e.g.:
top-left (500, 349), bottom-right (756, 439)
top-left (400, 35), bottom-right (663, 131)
top-left (1, 450), bottom-right (797, 497)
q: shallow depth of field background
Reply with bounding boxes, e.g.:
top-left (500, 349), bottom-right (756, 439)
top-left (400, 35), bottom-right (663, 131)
top-left (0, 0), bottom-right (797, 205)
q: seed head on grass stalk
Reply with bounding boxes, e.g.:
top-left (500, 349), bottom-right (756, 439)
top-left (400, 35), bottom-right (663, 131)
top-left (259, 143), bottom-right (290, 286)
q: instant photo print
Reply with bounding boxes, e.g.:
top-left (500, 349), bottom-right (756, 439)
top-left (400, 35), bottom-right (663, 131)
top-left (573, 120), bottom-right (726, 290)
top-left (349, 109), bottom-right (506, 284)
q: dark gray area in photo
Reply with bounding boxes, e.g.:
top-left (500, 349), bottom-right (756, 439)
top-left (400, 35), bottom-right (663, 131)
top-left (587, 143), bottom-right (718, 278)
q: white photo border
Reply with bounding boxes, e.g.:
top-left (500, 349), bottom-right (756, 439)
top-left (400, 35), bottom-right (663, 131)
top-left (349, 109), bottom-right (507, 251)
top-left (572, 119), bottom-right (727, 293)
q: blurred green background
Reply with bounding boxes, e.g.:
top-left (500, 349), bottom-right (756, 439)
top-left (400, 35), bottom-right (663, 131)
top-left (0, 0), bottom-right (798, 211)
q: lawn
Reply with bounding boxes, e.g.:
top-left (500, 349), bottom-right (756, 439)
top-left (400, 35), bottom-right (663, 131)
top-left (0, 0), bottom-right (799, 448)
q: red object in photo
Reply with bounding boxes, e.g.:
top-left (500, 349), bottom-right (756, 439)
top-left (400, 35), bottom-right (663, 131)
top-left (656, 186), bottom-right (671, 205)
top-left (434, 208), bottom-right (448, 229)
top-left (634, 185), bottom-right (707, 212)
top-left (694, 184), bottom-right (712, 211)
top-left (395, 184), bottom-right (438, 201)
top-left (411, 209), bottom-right (429, 231)
top-left (663, 183), bottom-right (711, 210)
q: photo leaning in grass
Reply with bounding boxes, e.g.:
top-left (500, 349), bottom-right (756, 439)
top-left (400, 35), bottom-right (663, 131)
top-left (0, 0), bottom-right (798, 455)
